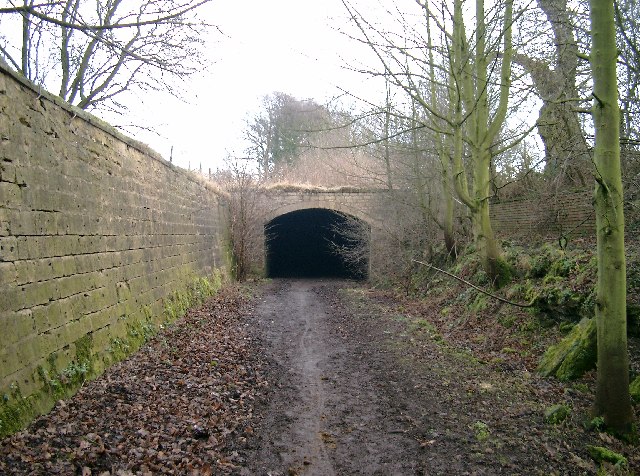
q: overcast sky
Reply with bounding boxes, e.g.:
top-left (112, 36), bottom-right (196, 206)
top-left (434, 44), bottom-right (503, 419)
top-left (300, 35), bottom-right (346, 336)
top-left (112, 0), bottom-right (393, 174)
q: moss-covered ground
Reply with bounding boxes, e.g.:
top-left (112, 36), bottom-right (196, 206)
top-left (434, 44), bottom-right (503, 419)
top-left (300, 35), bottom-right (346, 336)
top-left (362, 234), bottom-right (640, 471)
top-left (400, 236), bottom-right (640, 381)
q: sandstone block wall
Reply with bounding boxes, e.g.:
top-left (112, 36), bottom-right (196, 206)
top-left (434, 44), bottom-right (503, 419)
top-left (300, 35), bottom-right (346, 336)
top-left (0, 65), bottom-right (227, 413)
top-left (257, 188), bottom-right (396, 280)
top-left (259, 189), bottom-right (384, 226)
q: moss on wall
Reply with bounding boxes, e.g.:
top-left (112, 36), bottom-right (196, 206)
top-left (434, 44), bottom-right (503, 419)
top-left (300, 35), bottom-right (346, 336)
top-left (0, 65), bottom-right (228, 436)
top-left (0, 271), bottom-right (224, 437)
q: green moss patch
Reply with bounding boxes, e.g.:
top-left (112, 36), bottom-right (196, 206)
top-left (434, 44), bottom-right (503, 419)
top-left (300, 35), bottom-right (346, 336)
top-left (538, 317), bottom-right (597, 381)
top-left (0, 270), bottom-right (224, 438)
top-left (0, 384), bottom-right (37, 438)
top-left (1, 334), bottom-right (95, 438)
top-left (106, 271), bottom-right (223, 366)
top-left (472, 421), bottom-right (491, 442)
top-left (489, 256), bottom-right (513, 289)
top-left (586, 445), bottom-right (627, 467)
top-left (544, 404), bottom-right (571, 424)
top-left (164, 272), bottom-right (222, 322)
top-left (629, 375), bottom-right (640, 404)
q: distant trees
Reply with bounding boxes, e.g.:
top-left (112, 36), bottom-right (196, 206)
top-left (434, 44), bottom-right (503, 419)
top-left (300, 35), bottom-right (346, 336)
top-left (616, 0), bottom-right (640, 148)
top-left (0, 0), bottom-right (212, 112)
top-left (244, 93), bottom-right (338, 180)
top-left (615, 0), bottom-right (640, 218)
top-left (344, 0), bottom-right (517, 285)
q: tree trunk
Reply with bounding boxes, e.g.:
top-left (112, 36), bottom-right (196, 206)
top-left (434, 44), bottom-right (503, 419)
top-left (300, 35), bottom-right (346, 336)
top-left (590, 0), bottom-right (632, 433)
top-left (425, 8), bottom-right (457, 258)
top-left (459, 0), bottom-right (512, 286)
top-left (442, 165), bottom-right (457, 258)
top-left (384, 83), bottom-right (394, 191)
top-left (513, 0), bottom-right (590, 186)
top-left (21, 0), bottom-right (31, 77)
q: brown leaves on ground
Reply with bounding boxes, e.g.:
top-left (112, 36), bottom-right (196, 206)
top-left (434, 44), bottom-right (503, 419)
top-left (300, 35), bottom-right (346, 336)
top-left (0, 286), bottom-right (266, 475)
top-left (3, 277), bottom-right (639, 475)
top-left (336, 285), bottom-right (639, 474)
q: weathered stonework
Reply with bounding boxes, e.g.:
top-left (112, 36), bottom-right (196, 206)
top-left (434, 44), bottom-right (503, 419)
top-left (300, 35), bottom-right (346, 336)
top-left (256, 187), bottom-right (596, 277)
top-left (257, 188), bottom-right (390, 277)
top-left (259, 188), bottom-right (386, 227)
top-left (0, 65), bottom-right (227, 433)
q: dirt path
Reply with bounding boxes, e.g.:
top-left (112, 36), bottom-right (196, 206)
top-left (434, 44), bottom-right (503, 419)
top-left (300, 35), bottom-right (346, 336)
top-left (241, 279), bottom-right (419, 475)
top-left (240, 279), bottom-right (638, 476)
top-left (2, 279), bottom-right (637, 474)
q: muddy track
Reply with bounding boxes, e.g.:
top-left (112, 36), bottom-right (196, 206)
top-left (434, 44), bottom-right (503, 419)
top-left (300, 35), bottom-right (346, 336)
top-left (3, 279), bottom-right (633, 474)
top-left (241, 279), bottom-right (421, 475)
top-left (238, 279), bottom-right (628, 476)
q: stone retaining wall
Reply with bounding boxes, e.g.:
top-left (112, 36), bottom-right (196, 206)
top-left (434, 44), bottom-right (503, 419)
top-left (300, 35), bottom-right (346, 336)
top-left (0, 65), bottom-right (227, 431)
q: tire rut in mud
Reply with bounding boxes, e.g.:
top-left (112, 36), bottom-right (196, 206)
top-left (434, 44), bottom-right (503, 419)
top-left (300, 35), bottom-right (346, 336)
top-left (241, 279), bottom-right (420, 476)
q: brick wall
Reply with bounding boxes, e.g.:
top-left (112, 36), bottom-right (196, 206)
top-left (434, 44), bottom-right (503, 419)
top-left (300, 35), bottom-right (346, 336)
top-left (490, 190), bottom-right (594, 238)
top-left (0, 65), bottom-right (227, 421)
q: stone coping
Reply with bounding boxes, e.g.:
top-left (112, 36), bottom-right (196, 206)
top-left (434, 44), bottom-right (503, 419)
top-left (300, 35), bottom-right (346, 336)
top-left (0, 63), bottom-right (225, 197)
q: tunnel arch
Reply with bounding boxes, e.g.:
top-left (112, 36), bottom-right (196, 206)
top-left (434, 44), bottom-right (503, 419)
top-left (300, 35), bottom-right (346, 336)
top-left (262, 201), bottom-right (375, 228)
top-left (265, 207), bottom-right (370, 280)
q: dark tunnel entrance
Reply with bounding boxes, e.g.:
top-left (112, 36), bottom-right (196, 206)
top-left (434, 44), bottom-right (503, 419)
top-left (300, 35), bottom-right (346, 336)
top-left (265, 208), bottom-right (370, 280)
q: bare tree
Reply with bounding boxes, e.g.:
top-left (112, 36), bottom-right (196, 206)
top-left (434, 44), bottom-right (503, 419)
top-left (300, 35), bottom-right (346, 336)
top-left (513, 0), bottom-right (592, 187)
top-left (243, 92), bottom-right (351, 181)
top-left (615, 0), bottom-right (640, 147)
top-left (215, 159), bottom-right (266, 281)
top-left (343, 0), bottom-right (517, 285)
top-left (0, 0), bottom-right (212, 112)
top-left (328, 212), bottom-right (371, 280)
top-left (615, 0), bottom-right (640, 224)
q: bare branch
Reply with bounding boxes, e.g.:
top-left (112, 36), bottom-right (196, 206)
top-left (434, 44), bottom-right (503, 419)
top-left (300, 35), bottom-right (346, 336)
top-left (0, 0), bottom-right (213, 31)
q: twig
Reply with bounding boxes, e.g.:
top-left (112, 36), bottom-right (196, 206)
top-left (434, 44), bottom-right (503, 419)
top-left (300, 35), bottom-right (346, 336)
top-left (412, 259), bottom-right (535, 308)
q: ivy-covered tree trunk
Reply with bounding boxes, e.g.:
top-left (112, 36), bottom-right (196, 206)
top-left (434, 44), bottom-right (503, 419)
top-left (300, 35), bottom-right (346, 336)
top-left (589, 0), bottom-right (633, 432)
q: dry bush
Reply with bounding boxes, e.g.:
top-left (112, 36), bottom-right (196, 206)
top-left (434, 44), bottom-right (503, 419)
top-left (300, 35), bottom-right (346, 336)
top-left (266, 145), bottom-right (387, 189)
top-left (212, 161), bottom-right (269, 281)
